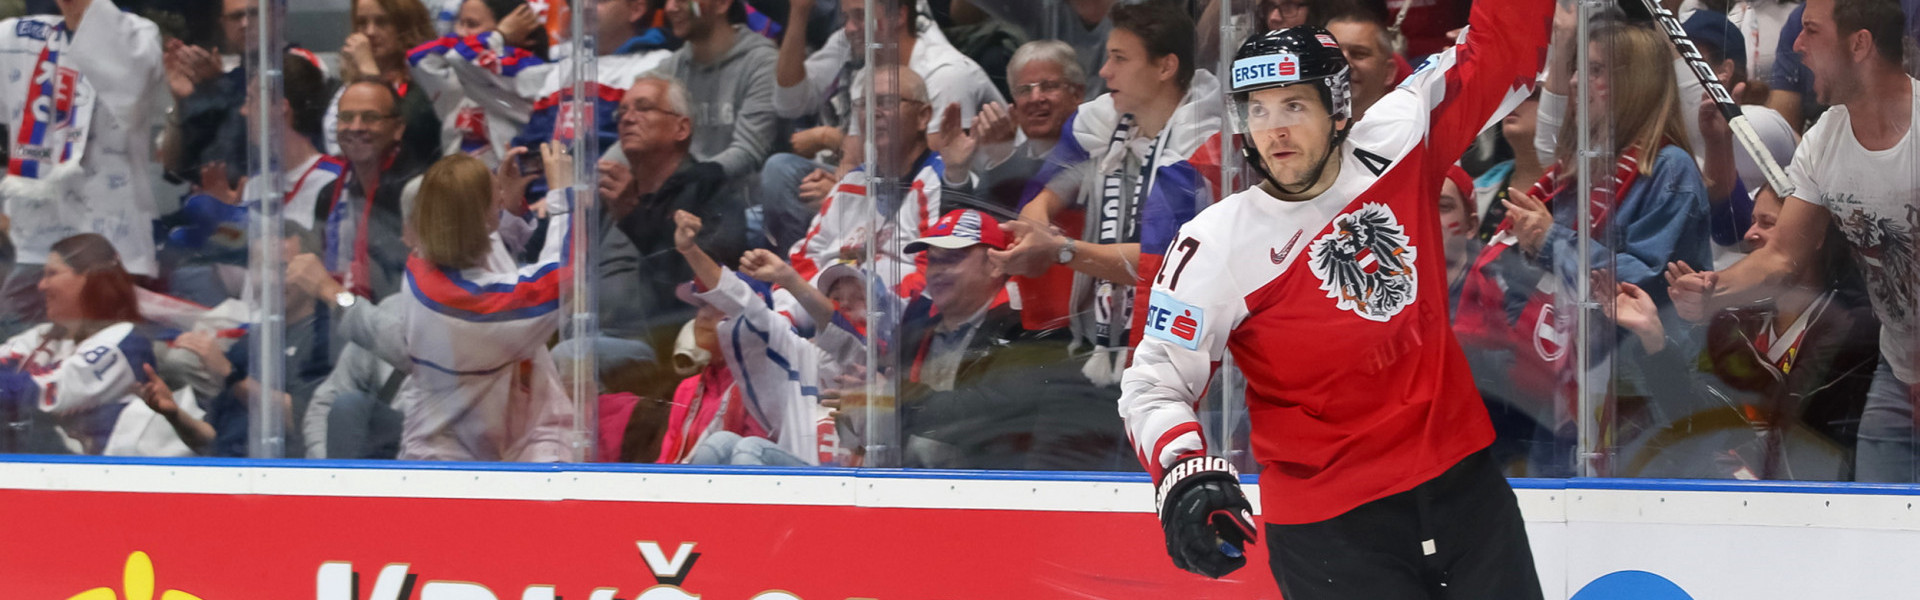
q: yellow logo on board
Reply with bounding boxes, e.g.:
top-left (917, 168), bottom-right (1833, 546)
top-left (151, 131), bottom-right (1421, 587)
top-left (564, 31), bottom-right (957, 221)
top-left (64, 551), bottom-right (203, 600)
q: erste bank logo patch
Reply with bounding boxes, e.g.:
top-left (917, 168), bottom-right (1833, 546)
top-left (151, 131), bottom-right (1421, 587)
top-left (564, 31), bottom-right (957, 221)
top-left (1145, 291), bottom-right (1205, 350)
top-left (1231, 53), bottom-right (1301, 89)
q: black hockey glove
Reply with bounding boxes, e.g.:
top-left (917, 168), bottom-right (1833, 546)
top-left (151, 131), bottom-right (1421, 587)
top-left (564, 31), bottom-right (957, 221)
top-left (1156, 455), bottom-right (1258, 578)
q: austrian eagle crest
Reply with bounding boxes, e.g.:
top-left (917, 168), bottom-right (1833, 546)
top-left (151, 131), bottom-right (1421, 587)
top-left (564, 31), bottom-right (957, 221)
top-left (1308, 203), bottom-right (1417, 321)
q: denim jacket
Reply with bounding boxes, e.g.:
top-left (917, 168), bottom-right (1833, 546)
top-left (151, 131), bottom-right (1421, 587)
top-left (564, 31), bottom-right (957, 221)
top-left (1536, 144), bottom-right (1712, 306)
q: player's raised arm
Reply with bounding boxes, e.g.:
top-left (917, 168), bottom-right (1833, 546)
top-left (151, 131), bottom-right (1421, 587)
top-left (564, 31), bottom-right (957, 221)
top-left (1119, 226), bottom-right (1255, 579)
top-left (1400, 0), bottom-right (1557, 160)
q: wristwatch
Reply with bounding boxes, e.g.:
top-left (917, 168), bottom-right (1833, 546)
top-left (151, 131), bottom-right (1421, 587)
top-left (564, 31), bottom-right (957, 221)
top-left (1055, 238), bottom-right (1077, 265)
top-left (335, 291), bottom-right (358, 310)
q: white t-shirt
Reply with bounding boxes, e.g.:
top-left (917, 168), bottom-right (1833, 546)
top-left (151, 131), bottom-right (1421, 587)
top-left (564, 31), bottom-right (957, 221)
top-left (1790, 78), bottom-right (1920, 383)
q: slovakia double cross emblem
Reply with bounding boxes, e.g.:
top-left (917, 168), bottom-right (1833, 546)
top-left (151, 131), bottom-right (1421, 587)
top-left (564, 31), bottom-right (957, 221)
top-left (1308, 203), bottom-right (1417, 322)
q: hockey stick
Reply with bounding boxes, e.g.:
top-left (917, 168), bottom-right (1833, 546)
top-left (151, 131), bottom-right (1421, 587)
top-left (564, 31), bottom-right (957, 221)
top-left (1623, 0), bottom-right (1797, 197)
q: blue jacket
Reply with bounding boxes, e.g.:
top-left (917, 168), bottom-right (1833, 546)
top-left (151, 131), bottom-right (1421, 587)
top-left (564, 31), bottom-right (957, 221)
top-left (1537, 144), bottom-right (1712, 306)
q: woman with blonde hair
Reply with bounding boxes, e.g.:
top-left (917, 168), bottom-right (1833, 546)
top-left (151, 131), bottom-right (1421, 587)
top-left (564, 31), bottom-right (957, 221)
top-left (393, 145), bottom-right (578, 462)
top-left (1453, 20), bottom-right (1712, 475)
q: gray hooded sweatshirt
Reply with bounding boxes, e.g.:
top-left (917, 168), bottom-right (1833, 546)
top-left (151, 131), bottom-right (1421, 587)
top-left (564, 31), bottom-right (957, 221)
top-left (658, 25), bottom-right (780, 179)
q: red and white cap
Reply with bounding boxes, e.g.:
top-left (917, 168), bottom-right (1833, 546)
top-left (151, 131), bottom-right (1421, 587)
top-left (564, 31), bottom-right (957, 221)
top-left (904, 209), bottom-right (1010, 253)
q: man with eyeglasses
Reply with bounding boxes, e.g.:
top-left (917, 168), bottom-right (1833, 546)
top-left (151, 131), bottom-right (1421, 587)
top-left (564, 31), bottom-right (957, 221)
top-left (786, 68), bottom-right (970, 297)
top-left (443, 0), bottom-right (680, 178)
top-left (0, 0), bottom-right (166, 336)
top-left (310, 80), bottom-right (429, 304)
top-left (575, 73), bottom-right (746, 402)
top-left (935, 40), bottom-right (1088, 215)
top-left (758, 0), bottom-right (1001, 252)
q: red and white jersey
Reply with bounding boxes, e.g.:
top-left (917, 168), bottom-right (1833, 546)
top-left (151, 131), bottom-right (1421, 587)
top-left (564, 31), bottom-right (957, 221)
top-left (1118, 0), bottom-right (1552, 525)
top-left (787, 153), bottom-right (948, 290)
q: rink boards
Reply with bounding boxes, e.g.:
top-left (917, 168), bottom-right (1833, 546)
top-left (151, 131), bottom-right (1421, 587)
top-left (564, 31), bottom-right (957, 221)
top-left (2, 456), bottom-right (1918, 599)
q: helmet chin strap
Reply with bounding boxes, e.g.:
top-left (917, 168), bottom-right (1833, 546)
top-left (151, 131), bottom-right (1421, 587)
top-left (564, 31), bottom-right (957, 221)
top-left (1251, 116), bottom-right (1352, 198)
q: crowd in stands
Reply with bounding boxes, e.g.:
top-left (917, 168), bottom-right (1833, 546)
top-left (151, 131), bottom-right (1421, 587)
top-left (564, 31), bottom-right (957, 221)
top-left (0, 0), bottom-right (1913, 484)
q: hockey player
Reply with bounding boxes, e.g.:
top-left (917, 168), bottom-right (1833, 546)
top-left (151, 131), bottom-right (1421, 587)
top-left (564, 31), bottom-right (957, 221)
top-left (1117, 3), bottom-right (1550, 596)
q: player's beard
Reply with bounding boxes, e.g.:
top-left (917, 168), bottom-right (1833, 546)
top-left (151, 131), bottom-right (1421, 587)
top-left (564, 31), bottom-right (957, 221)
top-left (1262, 139), bottom-right (1336, 196)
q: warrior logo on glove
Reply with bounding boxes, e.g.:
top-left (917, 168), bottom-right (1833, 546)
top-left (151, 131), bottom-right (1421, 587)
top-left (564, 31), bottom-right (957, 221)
top-left (1156, 455), bottom-right (1258, 578)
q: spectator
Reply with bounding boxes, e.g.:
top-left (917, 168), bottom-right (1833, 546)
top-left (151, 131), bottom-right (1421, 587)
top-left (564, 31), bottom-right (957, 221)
top-left (938, 39), bottom-right (1087, 213)
top-left (316, 80), bottom-right (429, 301)
top-left (405, 0), bottom-right (550, 169)
top-left (787, 68), bottom-right (960, 291)
top-left (739, 251), bottom-right (873, 414)
top-left (157, 52), bottom-right (339, 308)
top-left (994, 0), bottom-right (1222, 386)
top-left (952, 0), bottom-right (1112, 100)
top-left (656, 0), bottom-right (779, 179)
top-left (1325, 4), bottom-right (1400, 121)
top-left (671, 212), bottom-right (835, 466)
top-left (654, 284), bottom-right (746, 464)
top-left (288, 250), bottom-right (411, 460)
top-left (1455, 21), bottom-right (1712, 476)
top-left (578, 73), bottom-right (746, 401)
top-left (301, 297), bottom-right (409, 459)
top-left (775, 0), bottom-right (1000, 131)
top-left (260, 55), bottom-right (346, 232)
top-left (327, 0), bottom-right (445, 162)
top-left (896, 209), bottom-right (1126, 470)
top-left (1526, 19), bottom-right (1707, 318)
top-left (1682, 9), bottom-right (1798, 268)
top-left (1440, 165), bottom-right (1479, 304)
top-left (0, 234), bottom-right (189, 457)
top-left (1716, 0), bottom-right (1801, 86)
top-left (1668, 0), bottom-right (1918, 482)
top-left (393, 148), bottom-right (577, 462)
top-left (1767, 3), bottom-right (1831, 131)
top-left (185, 224), bottom-right (343, 458)
top-left (158, 0), bottom-right (255, 185)
top-left (1259, 0), bottom-right (1313, 30)
top-left (1534, 2), bottom-right (1705, 171)
top-left (1611, 188), bottom-right (1879, 480)
top-left (436, 0), bottom-right (678, 177)
top-left (763, 0), bottom-right (1003, 250)
top-left (1471, 82), bottom-right (1546, 244)
top-left (0, 0), bottom-right (166, 334)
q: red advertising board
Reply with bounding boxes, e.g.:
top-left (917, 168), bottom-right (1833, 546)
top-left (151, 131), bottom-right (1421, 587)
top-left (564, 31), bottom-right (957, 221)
top-left (0, 488), bottom-right (1280, 599)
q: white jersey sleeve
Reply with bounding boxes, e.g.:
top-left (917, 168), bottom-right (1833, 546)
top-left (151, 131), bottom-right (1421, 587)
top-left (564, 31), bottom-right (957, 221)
top-left (27, 323), bottom-right (151, 416)
top-left (67, 0), bottom-right (164, 133)
top-left (699, 269), bottom-right (825, 464)
top-left (1118, 223), bottom-right (1251, 479)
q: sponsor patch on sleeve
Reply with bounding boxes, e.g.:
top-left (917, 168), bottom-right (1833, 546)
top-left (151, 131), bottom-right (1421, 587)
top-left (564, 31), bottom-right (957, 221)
top-left (1144, 291), bottom-right (1206, 351)
top-left (1230, 53), bottom-right (1302, 89)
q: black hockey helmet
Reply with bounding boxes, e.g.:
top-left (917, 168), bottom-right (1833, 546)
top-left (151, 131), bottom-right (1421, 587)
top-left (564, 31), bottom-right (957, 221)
top-left (1230, 27), bottom-right (1355, 196)
top-left (1230, 26), bottom-right (1353, 123)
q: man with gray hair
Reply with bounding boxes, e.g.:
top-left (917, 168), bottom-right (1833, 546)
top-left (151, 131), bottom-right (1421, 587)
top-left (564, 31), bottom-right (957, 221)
top-left (936, 40), bottom-right (1089, 212)
top-left (787, 68), bottom-right (969, 292)
top-left (583, 73), bottom-right (750, 401)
